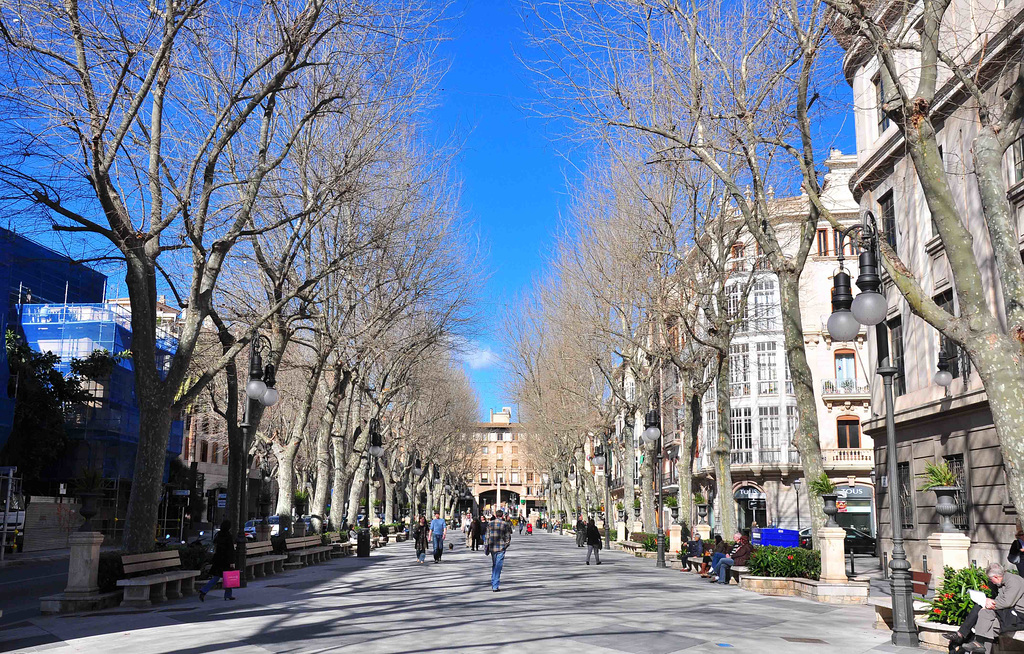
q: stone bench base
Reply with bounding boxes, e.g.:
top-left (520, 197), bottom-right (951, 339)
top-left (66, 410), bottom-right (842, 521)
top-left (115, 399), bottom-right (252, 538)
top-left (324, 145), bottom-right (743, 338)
top-left (739, 576), bottom-right (869, 604)
top-left (245, 554), bottom-right (288, 580)
top-left (117, 571), bottom-right (200, 608)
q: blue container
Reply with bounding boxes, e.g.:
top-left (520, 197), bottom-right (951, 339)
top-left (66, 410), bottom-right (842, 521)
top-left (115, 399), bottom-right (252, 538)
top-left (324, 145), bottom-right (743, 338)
top-left (758, 528), bottom-right (799, 547)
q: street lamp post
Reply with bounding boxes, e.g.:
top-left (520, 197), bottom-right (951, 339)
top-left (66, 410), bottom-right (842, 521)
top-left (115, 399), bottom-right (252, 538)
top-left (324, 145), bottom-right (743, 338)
top-left (827, 212), bottom-right (918, 648)
top-left (793, 478), bottom-right (802, 532)
top-left (237, 334), bottom-right (279, 586)
top-left (366, 418), bottom-right (383, 529)
top-left (553, 475), bottom-right (563, 534)
top-left (641, 409), bottom-right (665, 568)
top-left (592, 434), bottom-right (612, 550)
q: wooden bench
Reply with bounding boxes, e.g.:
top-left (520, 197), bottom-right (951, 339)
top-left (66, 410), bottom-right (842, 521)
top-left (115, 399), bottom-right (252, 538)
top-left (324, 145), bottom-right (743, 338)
top-left (284, 535), bottom-right (333, 569)
top-left (244, 540), bottom-right (287, 579)
top-left (117, 550), bottom-right (201, 608)
top-left (327, 533), bottom-right (356, 558)
top-left (619, 541), bottom-right (643, 555)
top-left (911, 570), bottom-right (931, 596)
top-left (370, 536), bottom-right (381, 549)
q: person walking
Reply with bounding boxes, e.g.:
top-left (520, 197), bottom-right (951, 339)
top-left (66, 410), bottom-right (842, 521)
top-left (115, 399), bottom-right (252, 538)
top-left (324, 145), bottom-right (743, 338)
top-left (518, 518), bottom-right (524, 536)
top-left (198, 520), bottom-right (236, 601)
top-left (485, 509), bottom-right (513, 591)
top-left (575, 516), bottom-right (586, 548)
top-left (469, 515), bottom-right (483, 551)
top-left (429, 511), bottom-right (447, 563)
top-left (413, 515), bottom-right (429, 564)
top-left (585, 517), bottom-right (602, 565)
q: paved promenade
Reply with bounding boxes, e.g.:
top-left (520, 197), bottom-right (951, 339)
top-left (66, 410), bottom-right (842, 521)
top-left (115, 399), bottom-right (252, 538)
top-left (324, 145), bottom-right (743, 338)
top-left (1, 532), bottom-right (921, 653)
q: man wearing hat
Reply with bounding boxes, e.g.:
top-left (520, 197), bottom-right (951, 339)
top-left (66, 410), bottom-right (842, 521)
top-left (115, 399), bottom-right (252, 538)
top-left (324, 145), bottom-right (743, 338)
top-left (485, 509), bottom-right (513, 591)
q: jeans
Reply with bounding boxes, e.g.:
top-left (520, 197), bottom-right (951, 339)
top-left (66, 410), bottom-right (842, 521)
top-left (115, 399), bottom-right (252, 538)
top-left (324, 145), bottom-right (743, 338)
top-left (200, 574), bottom-right (233, 599)
top-left (432, 534), bottom-right (444, 561)
top-left (417, 550), bottom-right (426, 563)
top-left (586, 544), bottom-right (601, 564)
top-left (710, 552), bottom-right (725, 573)
top-left (716, 557), bottom-right (735, 584)
top-left (491, 550), bottom-right (506, 589)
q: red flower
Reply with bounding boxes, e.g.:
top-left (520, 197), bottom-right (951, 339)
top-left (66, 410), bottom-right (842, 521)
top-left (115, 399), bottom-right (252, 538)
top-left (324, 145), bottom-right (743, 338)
top-left (981, 585), bottom-right (990, 591)
top-left (933, 608), bottom-right (942, 614)
top-left (787, 555), bottom-right (794, 560)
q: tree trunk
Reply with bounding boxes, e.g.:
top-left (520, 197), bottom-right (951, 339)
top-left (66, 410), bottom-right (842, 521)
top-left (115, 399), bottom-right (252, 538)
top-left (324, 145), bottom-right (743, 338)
top-left (676, 387), bottom-right (700, 536)
top-left (310, 428), bottom-right (331, 534)
top-left (641, 442), bottom-right (656, 532)
top-left (779, 271), bottom-right (826, 548)
top-left (714, 356), bottom-right (736, 539)
top-left (123, 404), bottom-right (175, 551)
top-left (619, 419), bottom-right (636, 521)
top-left (274, 440), bottom-right (301, 531)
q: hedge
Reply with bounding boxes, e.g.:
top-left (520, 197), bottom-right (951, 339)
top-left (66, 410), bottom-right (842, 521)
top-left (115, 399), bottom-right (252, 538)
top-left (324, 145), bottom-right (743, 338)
top-left (747, 545), bottom-right (820, 580)
top-left (928, 566), bottom-right (994, 626)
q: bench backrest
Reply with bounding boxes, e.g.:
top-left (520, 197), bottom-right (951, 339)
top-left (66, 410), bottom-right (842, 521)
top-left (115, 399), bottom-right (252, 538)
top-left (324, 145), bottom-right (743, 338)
top-left (328, 533), bottom-right (341, 543)
top-left (911, 571), bottom-right (931, 596)
top-left (286, 535), bottom-right (322, 550)
top-left (121, 550), bottom-right (183, 576)
top-left (247, 541), bottom-right (275, 556)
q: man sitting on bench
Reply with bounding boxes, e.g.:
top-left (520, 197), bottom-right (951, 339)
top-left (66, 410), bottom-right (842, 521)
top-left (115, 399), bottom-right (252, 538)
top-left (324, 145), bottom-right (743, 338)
top-left (681, 531), bottom-right (703, 573)
top-left (710, 532), bottom-right (752, 585)
top-left (957, 563), bottom-right (1024, 653)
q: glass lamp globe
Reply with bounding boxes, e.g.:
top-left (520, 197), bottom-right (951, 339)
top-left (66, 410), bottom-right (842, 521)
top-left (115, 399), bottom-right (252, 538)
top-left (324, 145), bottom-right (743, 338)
top-left (261, 387), bottom-right (279, 407)
top-left (413, 466), bottom-right (423, 477)
top-left (593, 455), bottom-right (606, 467)
top-left (851, 290), bottom-right (887, 326)
top-left (246, 378), bottom-right (267, 400)
top-left (369, 445), bottom-right (384, 457)
top-left (641, 425), bottom-right (661, 444)
top-left (934, 369), bottom-right (953, 387)
top-left (827, 309), bottom-right (861, 342)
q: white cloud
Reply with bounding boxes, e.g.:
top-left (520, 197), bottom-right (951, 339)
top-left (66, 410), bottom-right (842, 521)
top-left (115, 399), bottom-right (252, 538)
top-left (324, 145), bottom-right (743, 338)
top-left (460, 342), bottom-right (499, 370)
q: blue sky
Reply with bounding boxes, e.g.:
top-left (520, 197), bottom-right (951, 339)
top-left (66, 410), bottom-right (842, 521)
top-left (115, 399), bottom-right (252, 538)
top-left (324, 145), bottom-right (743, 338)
top-left (433, 1), bottom-right (573, 423)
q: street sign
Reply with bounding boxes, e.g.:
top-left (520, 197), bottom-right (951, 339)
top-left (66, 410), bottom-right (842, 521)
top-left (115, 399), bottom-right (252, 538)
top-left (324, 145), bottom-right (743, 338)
top-left (173, 490), bottom-right (191, 496)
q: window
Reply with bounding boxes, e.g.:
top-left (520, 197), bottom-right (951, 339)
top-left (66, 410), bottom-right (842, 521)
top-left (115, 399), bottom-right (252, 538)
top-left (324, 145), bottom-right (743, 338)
top-left (511, 472), bottom-right (520, 484)
top-left (837, 417), bottom-right (861, 448)
top-left (1012, 137), bottom-right (1024, 185)
top-left (752, 278), bottom-right (777, 331)
top-left (874, 74), bottom-right (890, 135)
top-left (835, 350), bottom-right (856, 385)
top-left (897, 461), bottom-right (915, 530)
top-left (211, 444), bottom-right (218, 465)
top-left (480, 472), bottom-right (488, 483)
top-left (758, 406), bottom-right (780, 453)
top-left (785, 357), bottom-right (793, 395)
top-left (511, 459), bottom-right (518, 468)
top-left (496, 446), bottom-right (503, 454)
top-left (935, 289), bottom-right (969, 380)
top-left (888, 316), bottom-right (907, 396)
top-left (526, 472), bottom-right (534, 482)
top-left (729, 344), bottom-right (750, 396)
top-left (730, 407), bottom-right (753, 456)
top-left (726, 284), bottom-right (746, 332)
top-left (512, 445), bottom-right (518, 454)
top-left (757, 342), bottom-right (778, 395)
top-left (200, 440), bottom-right (209, 463)
top-left (496, 472), bottom-right (504, 484)
top-left (944, 454), bottom-right (969, 531)
top-left (786, 405), bottom-right (799, 438)
top-left (817, 228), bottom-right (829, 256)
top-left (879, 191), bottom-right (897, 254)
top-left (624, 377), bottom-right (636, 402)
top-left (482, 446), bottom-right (488, 454)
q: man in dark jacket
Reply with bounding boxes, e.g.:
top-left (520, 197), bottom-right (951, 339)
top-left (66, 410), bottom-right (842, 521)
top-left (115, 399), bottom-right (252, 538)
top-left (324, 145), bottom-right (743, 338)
top-left (470, 516), bottom-right (483, 551)
top-left (585, 518), bottom-right (603, 565)
top-left (575, 516), bottom-right (586, 548)
top-left (712, 532), bottom-right (754, 585)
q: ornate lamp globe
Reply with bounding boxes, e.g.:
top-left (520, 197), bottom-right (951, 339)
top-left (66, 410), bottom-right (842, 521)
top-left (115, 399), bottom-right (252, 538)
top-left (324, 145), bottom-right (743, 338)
top-left (851, 290), bottom-right (887, 326)
top-left (934, 356), bottom-right (953, 387)
top-left (826, 270), bottom-right (860, 341)
top-left (641, 410), bottom-right (661, 444)
top-left (246, 378), bottom-right (267, 400)
top-left (261, 387), bottom-right (280, 407)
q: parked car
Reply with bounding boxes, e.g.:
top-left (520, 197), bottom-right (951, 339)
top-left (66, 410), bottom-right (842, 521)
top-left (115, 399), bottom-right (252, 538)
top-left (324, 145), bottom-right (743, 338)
top-left (799, 527), bottom-right (876, 555)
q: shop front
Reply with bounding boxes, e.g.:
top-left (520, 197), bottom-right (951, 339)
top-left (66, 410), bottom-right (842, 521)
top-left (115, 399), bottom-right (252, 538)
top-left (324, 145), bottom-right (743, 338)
top-left (734, 486), bottom-right (767, 534)
top-left (834, 484), bottom-right (874, 535)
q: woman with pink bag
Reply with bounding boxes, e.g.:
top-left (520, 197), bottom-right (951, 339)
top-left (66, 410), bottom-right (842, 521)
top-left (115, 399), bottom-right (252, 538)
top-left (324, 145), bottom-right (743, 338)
top-left (199, 520), bottom-right (237, 601)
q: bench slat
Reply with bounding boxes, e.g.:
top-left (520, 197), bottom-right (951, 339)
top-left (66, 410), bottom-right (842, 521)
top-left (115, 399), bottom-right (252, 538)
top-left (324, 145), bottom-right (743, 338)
top-left (122, 550), bottom-right (181, 565)
top-left (124, 559), bottom-right (183, 575)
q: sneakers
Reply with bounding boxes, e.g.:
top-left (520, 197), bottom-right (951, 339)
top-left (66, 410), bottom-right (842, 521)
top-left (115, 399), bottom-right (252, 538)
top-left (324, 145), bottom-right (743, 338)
top-left (198, 592), bottom-right (206, 602)
top-left (586, 561), bottom-right (590, 565)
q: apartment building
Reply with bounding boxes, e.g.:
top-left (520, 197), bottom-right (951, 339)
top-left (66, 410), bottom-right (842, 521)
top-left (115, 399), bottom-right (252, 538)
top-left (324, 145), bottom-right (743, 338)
top-left (469, 407), bottom-right (544, 517)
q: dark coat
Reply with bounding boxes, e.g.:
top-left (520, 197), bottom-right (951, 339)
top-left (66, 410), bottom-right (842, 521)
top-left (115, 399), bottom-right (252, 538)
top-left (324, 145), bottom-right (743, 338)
top-left (470, 519), bottom-right (482, 537)
top-left (586, 523), bottom-right (602, 547)
top-left (730, 538), bottom-right (754, 566)
top-left (209, 529), bottom-right (236, 577)
top-left (413, 524), bottom-right (429, 553)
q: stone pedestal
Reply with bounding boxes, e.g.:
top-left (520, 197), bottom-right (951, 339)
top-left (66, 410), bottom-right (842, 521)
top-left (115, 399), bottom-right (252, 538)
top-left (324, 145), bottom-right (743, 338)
top-left (927, 532), bottom-right (971, 589)
top-left (669, 524), bottom-right (683, 558)
top-left (371, 515), bottom-right (381, 528)
top-left (293, 520), bottom-right (307, 537)
top-left (818, 527), bottom-right (848, 584)
top-left (256, 524), bottom-right (272, 542)
top-left (633, 520), bottom-right (644, 534)
top-left (615, 521), bottom-right (627, 542)
top-left (695, 524), bottom-right (711, 540)
top-left (596, 518), bottom-right (605, 529)
top-left (64, 531), bottom-right (105, 596)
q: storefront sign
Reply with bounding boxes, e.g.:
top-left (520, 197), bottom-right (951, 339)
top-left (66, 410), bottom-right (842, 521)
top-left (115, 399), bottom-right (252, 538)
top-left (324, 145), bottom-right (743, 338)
top-left (733, 487), bottom-right (765, 500)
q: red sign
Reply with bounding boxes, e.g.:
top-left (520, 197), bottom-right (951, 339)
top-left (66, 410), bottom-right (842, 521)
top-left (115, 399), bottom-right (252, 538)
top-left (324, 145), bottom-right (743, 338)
top-left (836, 500), bottom-right (848, 513)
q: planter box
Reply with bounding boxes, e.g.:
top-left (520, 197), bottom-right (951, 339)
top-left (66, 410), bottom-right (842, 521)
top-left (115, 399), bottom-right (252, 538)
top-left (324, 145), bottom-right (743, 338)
top-left (739, 575), bottom-right (869, 604)
top-left (912, 617), bottom-right (1024, 652)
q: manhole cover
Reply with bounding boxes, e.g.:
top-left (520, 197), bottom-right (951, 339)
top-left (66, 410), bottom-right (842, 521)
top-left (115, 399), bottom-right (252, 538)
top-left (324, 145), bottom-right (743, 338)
top-left (781, 637), bottom-right (827, 644)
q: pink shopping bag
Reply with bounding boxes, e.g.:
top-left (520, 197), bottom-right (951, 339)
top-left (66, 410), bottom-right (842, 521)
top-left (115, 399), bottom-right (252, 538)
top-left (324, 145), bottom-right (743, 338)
top-left (222, 570), bottom-right (241, 589)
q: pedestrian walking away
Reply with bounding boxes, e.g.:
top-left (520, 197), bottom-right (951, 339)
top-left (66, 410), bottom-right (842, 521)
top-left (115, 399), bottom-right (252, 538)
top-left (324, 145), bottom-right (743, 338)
top-left (518, 518), bottom-right (524, 535)
top-left (485, 508), bottom-right (513, 591)
top-left (430, 512), bottom-right (447, 563)
top-left (575, 516), bottom-right (586, 548)
top-left (585, 517), bottom-right (602, 565)
top-left (413, 515), bottom-right (429, 564)
top-left (199, 520), bottom-right (237, 601)
top-left (470, 515), bottom-right (483, 551)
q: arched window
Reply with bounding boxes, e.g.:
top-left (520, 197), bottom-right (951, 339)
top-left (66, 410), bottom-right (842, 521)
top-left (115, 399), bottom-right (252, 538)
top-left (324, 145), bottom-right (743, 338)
top-left (624, 377), bottom-right (636, 402)
top-left (837, 416), bottom-right (861, 449)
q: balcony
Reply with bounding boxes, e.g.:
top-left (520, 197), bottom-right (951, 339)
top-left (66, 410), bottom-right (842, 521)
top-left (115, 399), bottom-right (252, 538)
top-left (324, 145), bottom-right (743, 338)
top-left (821, 448), bottom-right (873, 470)
top-left (820, 378), bottom-right (870, 412)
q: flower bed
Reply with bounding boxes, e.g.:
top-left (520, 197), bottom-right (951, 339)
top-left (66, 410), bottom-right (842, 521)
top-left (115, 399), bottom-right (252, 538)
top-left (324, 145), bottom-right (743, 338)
top-left (927, 565), bottom-right (994, 626)
top-left (630, 531), bottom-right (658, 552)
top-left (747, 545), bottom-right (820, 580)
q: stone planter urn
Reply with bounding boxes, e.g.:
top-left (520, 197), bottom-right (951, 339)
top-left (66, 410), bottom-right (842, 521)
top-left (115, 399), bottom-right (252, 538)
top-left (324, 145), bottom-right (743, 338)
top-left (669, 506), bottom-right (679, 522)
top-left (77, 492), bottom-right (103, 532)
top-left (821, 493), bottom-right (840, 528)
top-left (931, 486), bottom-right (961, 532)
top-left (696, 504), bottom-right (708, 524)
top-left (617, 509), bottom-right (626, 521)
top-left (633, 506), bottom-right (641, 519)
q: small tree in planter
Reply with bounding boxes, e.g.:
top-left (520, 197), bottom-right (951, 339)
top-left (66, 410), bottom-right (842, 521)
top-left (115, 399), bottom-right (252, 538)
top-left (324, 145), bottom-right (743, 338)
top-left (665, 495), bottom-right (679, 522)
top-left (919, 461), bottom-right (961, 533)
top-left (633, 497), bottom-right (641, 518)
top-left (808, 473), bottom-right (839, 528)
top-left (616, 501), bottom-right (625, 521)
top-left (294, 489), bottom-right (310, 517)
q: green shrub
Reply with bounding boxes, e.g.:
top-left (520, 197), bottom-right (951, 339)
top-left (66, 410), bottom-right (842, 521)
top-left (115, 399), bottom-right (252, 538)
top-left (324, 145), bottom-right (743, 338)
top-left (664, 496), bottom-right (678, 508)
top-left (747, 546), bottom-right (821, 580)
top-left (380, 524), bottom-right (390, 536)
top-left (928, 566), bottom-right (994, 625)
top-left (597, 528), bottom-right (617, 541)
top-left (97, 551), bottom-right (124, 593)
top-left (629, 531), bottom-right (658, 551)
